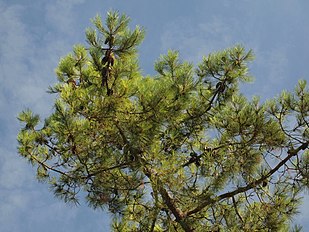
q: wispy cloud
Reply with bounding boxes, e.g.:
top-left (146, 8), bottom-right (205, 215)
top-left (0, 1), bottom-right (109, 231)
top-left (159, 1), bottom-right (307, 99)
top-left (159, 11), bottom-right (252, 64)
top-left (45, 0), bottom-right (86, 35)
top-left (159, 15), bottom-right (244, 64)
top-left (0, 0), bottom-right (88, 125)
top-left (0, 3), bottom-right (51, 116)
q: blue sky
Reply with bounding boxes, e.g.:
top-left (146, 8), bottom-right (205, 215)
top-left (0, 0), bottom-right (309, 231)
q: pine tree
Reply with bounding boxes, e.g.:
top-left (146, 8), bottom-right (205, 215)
top-left (17, 11), bottom-right (309, 231)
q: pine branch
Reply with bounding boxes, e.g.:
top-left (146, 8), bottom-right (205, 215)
top-left (144, 167), bottom-right (194, 232)
top-left (26, 150), bottom-right (70, 178)
top-left (186, 141), bottom-right (308, 216)
top-left (85, 162), bottom-right (130, 178)
top-left (115, 119), bottom-right (194, 231)
top-left (232, 196), bottom-right (244, 223)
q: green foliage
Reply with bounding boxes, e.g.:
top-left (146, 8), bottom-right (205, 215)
top-left (17, 11), bottom-right (308, 231)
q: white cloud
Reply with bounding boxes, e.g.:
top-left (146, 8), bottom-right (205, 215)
top-left (0, 4), bottom-right (31, 60)
top-left (45, 0), bottom-right (86, 35)
top-left (0, 2), bottom-right (108, 232)
top-left (0, 147), bottom-right (32, 190)
top-left (160, 15), bottom-right (242, 64)
top-left (0, 3), bottom-right (49, 113)
top-left (237, 46), bottom-right (293, 100)
top-left (0, 0), bottom-right (88, 123)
